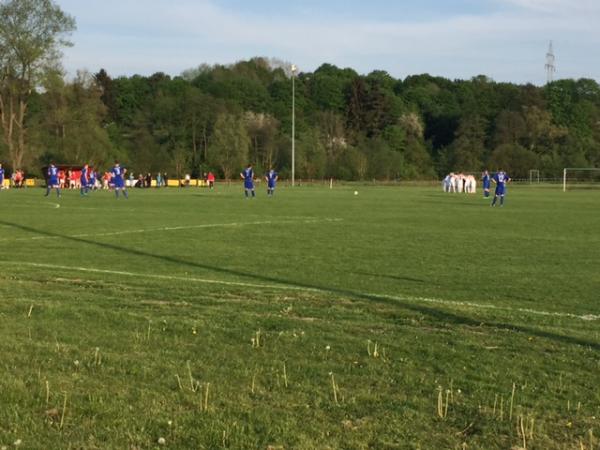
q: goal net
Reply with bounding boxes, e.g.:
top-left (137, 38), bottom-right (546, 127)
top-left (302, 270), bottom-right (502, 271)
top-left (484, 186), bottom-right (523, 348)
top-left (529, 169), bottom-right (540, 184)
top-left (563, 168), bottom-right (600, 191)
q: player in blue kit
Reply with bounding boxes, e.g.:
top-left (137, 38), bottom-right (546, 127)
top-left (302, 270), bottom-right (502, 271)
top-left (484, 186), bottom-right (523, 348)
top-left (111, 161), bottom-right (128, 199)
top-left (491, 170), bottom-right (510, 207)
top-left (265, 168), bottom-right (278, 196)
top-left (80, 164), bottom-right (89, 196)
top-left (240, 164), bottom-right (255, 198)
top-left (45, 163), bottom-right (61, 197)
top-left (0, 163), bottom-right (4, 190)
top-left (89, 168), bottom-right (97, 191)
top-left (482, 170), bottom-right (491, 198)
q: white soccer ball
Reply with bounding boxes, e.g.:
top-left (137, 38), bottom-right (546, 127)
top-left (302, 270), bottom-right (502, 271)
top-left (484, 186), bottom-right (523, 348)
top-left (354, 191), bottom-right (358, 196)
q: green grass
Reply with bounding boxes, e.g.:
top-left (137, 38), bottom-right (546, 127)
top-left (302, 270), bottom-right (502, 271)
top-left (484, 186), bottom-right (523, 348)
top-left (0, 184), bottom-right (598, 449)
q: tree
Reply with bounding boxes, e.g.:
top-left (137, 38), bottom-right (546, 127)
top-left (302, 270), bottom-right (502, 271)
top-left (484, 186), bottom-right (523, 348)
top-left (448, 115), bottom-right (487, 172)
top-left (244, 111), bottom-right (280, 170)
top-left (207, 113), bottom-right (249, 179)
top-left (0, 0), bottom-right (75, 169)
top-left (296, 128), bottom-right (326, 179)
top-left (489, 143), bottom-right (537, 178)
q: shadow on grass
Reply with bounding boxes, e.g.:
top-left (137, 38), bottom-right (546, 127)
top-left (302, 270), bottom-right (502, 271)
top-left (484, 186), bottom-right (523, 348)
top-left (352, 271), bottom-right (428, 284)
top-left (1, 218), bottom-right (598, 351)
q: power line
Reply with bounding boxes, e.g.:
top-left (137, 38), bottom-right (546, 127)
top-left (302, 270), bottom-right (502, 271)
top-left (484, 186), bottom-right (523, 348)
top-left (545, 41), bottom-right (556, 84)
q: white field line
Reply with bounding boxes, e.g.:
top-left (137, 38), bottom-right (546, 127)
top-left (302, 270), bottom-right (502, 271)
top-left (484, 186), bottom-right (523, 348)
top-left (0, 218), bottom-right (343, 243)
top-left (15, 201), bottom-right (61, 209)
top-left (1, 261), bottom-right (598, 323)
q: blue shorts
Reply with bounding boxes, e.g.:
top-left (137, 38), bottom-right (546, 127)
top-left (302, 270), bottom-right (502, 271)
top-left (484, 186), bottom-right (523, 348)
top-left (114, 178), bottom-right (124, 188)
top-left (49, 177), bottom-right (58, 186)
top-left (244, 181), bottom-right (254, 190)
top-left (495, 186), bottom-right (506, 196)
top-left (268, 183), bottom-right (276, 189)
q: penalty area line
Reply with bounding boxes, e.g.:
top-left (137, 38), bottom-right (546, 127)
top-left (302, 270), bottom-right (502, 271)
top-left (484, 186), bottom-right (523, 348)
top-left (0, 261), bottom-right (321, 293)
top-left (0, 261), bottom-right (598, 323)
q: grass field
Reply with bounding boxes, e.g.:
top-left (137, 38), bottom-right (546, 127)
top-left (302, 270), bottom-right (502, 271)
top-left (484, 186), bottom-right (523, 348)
top-left (0, 184), bottom-right (598, 450)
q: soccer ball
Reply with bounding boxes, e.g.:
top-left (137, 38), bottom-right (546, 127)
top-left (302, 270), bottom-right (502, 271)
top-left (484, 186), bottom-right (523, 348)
top-left (354, 191), bottom-right (358, 196)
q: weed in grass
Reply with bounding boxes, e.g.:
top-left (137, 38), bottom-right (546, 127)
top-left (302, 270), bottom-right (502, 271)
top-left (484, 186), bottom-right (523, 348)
top-left (186, 361), bottom-right (201, 393)
top-left (251, 372), bottom-right (257, 395)
top-left (367, 340), bottom-right (381, 358)
top-left (93, 347), bottom-right (101, 366)
top-left (330, 373), bottom-right (339, 406)
top-left (251, 330), bottom-right (262, 348)
top-left (510, 383), bottom-right (516, 421)
top-left (59, 392), bottom-right (67, 430)
top-left (282, 363), bottom-right (288, 388)
top-left (202, 382), bottom-right (210, 413)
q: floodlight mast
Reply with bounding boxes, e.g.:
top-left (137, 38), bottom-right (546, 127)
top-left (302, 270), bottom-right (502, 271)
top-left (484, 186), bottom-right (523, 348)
top-left (291, 64), bottom-right (297, 187)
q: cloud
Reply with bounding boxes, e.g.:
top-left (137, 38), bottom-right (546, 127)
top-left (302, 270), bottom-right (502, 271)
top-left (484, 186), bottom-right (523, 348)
top-left (497, 0), bottom-right (600, 13)
top-left (57, 0), bottom-right (600, 84)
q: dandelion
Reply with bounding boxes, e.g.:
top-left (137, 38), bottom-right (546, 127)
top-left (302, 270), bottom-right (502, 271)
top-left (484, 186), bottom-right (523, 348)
top-left (325, 345), bottom-right (331, 351)
top-left (158, 437), bottom-right (166, 445)
top-left (13, 439), bottom-right (22, 447)
top-left (167, 420), bottom-right (172, 427)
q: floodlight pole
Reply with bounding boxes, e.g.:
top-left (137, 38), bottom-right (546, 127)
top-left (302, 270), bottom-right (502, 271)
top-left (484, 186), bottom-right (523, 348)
top-left (291, 64), bottom-right (297, 187)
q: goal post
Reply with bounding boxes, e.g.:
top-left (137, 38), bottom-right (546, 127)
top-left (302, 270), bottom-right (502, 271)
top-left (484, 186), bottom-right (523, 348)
top-left (563, 168), bottom-right (600, 192)
top-left (529, 169), bottom-right (540, 184)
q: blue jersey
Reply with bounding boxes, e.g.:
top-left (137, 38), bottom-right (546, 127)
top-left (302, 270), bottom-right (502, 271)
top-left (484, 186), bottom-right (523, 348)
top-left (0, 168), bottom-right (4, 181)
top-left (482, 174), bottom-right (490, 189)
top-left (493, 172), bottom-right (509, 195)
top-left (266, 170), bottom-right (278, 188)
top-left (48, 166), bottom-right (59, 184)
top-left (242, 168), bottom-right (254, 189)
top-left (112, 166), bottom-right (125, 188)
top-left (80, 167), bottom-right (88, 185)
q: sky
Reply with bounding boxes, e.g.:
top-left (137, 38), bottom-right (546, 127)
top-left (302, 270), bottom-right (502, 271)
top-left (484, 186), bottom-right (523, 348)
top-left (55, 0), bottom-right (600, 84)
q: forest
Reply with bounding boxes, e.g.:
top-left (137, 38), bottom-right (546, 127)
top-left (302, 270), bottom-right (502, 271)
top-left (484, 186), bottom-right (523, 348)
top-left (2, 2), bottom-right (600, 181)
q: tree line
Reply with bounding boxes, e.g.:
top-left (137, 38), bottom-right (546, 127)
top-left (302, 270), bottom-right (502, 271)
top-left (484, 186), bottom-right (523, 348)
top-left (2, 1), bottom-right (600, 181)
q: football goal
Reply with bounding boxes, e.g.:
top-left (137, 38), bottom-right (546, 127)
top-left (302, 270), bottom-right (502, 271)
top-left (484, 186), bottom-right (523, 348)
top-left (529, 169), bottom-right (540, 184)
top-left (563, 168), bottom-right (600, 192)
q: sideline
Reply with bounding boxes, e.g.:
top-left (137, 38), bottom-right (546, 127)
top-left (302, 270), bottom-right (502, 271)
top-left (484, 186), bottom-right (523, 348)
top-left (0, 218), bottom-right (343, 242)
top-left (0, 260), bottom-right (597, 323)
